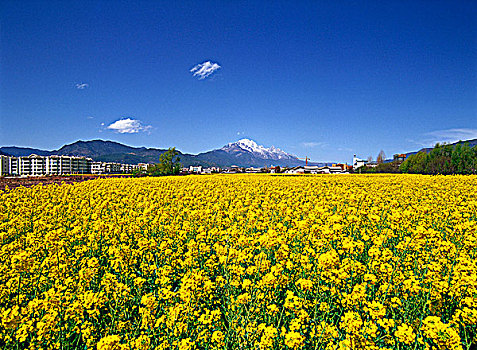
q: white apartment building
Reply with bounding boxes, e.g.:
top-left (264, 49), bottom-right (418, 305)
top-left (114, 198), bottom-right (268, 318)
top-left (44, 155), bottom-right (91, 175)
top-left (121, 163), bottom-right (140, 173)
top-left (92, 161), bottom-right (128, 174)
top-left (1, 153), bottom-right (147, 176)
top-left (9, 157), bottom-right (18, 175)
top-left (3, 155), bottom-right (92, 176)
top-left (91, 162), bottom-right (105, 174)
top-left (45, 155), bottom-right (69, 174)
top-left (45, 155), bottom-right (92, 174)
top-left (105, 162), bottom-right (122, 173)
top-left (15, 154), bottom-right (47, 176)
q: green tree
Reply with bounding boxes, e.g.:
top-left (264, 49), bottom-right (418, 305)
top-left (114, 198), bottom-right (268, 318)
top-left (472, 146), bottom-right (477, 174)
top-left (148, 147), bottom-right (181, 176)
top-left (451, 143), bottom-right (473, 174)
top-left (400, 151), bottom-right (428, 174)
top-left (426, 143), bottom-right (453, 174)
top-left (374, 161), bottom-right (401, 173)
top-left (400, 142), bottom-right (477, 175)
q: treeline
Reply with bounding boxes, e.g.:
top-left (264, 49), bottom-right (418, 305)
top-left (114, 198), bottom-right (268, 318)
top-left (357, 143), bottom-right (477, 175)
top-left (401, 143), bottom-right (477, 174)
top-left (356, 161), bottom-right (401, 174)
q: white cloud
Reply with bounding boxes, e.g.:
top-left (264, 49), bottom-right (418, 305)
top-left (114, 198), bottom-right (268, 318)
top-left (190, 61), bottom-right (221, 80)
top-left (106, 118), bottom-right (152, 134)
top-left (301, 141), bottom-right (326, 148)
top-left (76, 83), bottom-right (89, 89)
top-left (425, 128), bottom-right (477, 143)
top-left (87, 116), bottom-right (94, 119)
top-left (338, 147), bottom-right (353, 152)
top-left (410, 128), bottom-right (477, 148)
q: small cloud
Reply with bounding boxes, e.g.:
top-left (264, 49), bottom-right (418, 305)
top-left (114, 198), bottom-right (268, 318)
top-left (301, 141), bottom-right (327, 148)
top-left (237, 131), bottom-right (245, 136)
top-left (409, 128), bottom-right (477, 148)
top-left (106, 118), bottom-right (152, 134)
top-left (87, 116), bottom-right (94, 119)
top-left (190, 61), bottom-right (221, 80)
top-left (338, 147), bottom-right (353, 152)
top-left (424, 128), bottom-right (477, 145)
top-left (76, 83), bottom-right (89, 89)
top-left (100, 122), bottom-right (105, 126)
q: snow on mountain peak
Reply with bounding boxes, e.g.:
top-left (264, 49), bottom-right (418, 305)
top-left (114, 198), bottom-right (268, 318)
top-left (236, 139), bottom-right (263, 153)
top-left (222, 139), bottom-right (295, 160)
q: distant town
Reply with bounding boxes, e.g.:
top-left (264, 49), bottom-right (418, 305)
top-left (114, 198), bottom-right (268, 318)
top-left (2, 137), bottom-right (475, 178)
top-left (0, 153), bottom-right (359, 176)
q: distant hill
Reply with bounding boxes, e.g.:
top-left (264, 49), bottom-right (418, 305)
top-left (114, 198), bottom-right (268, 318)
top-left (56, 140), bottom-right (148, 157)
top-left (0, 139), bottom-right (321, 167)
top-left (0, 141), bottom-right (177, 164)
top-left (55, 140), bottom-right (190, 164)
top-left (0, 147), bottom-right (52, 157)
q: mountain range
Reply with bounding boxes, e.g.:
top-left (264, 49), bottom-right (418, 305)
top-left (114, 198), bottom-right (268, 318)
top-left (0, 139), bottom-right (321, 168)
top-left (3, 138), bottom-right (475, 168)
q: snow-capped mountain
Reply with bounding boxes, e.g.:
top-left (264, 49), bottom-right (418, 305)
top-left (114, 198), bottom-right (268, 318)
top-left (221, 139), bottom-right (297, 160)
top-left (190, 138), bottom-right (304, 167)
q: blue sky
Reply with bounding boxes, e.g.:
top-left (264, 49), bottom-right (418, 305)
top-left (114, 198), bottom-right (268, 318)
top-left (1, 0), bottom-right (476, 162)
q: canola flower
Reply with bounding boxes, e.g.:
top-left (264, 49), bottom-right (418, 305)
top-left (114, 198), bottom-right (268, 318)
top-left (0, 174), bottom-right (476, 349)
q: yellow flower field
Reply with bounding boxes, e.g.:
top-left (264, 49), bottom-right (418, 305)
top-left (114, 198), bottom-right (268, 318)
top-left (1, 174), bottom-right (476, 350)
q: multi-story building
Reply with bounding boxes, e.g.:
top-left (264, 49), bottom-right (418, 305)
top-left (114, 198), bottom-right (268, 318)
top-left (14, 154), bottom-right (47, 176)
top-left (104, 162), bottom-right (122, 173)
top-left (0, 155), bottom-right (10, 176)
top-left (46, 155), bottom-right (72, 174)
top-left (1, 154), bottom-right (139, 176)
top-left (120, 163), bottom-right (140, 173)
top-left (92, 161), bottom-right (130, 174)
top-left (71, 157), bottom-right (92, 174)
top-left (3, 155), bottom-right (92, 176)
top-left (31, 155), bottom-right (47, 175)
top-left (9, 157), bottom-right (18, 175)
top-left (44, 155), bottom-right (92, 175)
top-left (91, 162), bottom-right (105, 174)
